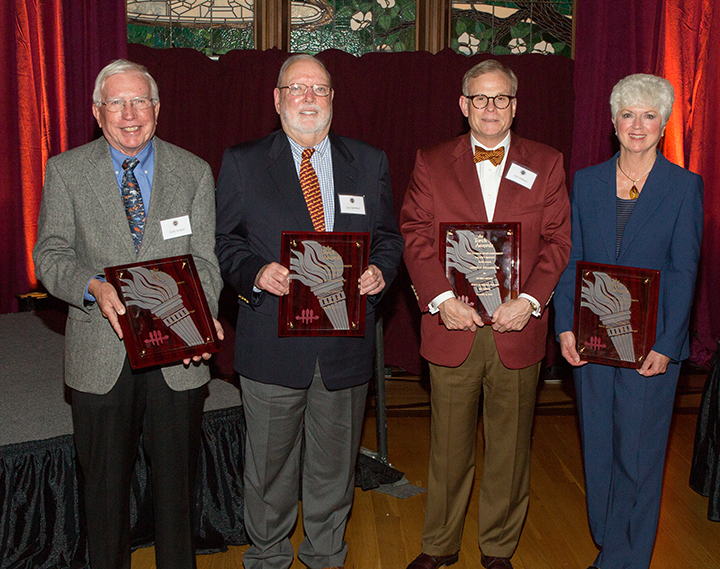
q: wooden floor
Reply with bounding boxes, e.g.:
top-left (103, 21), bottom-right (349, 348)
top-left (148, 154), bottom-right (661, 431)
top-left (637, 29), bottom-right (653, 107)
top-left (131, 371), bottom-right (720, 569)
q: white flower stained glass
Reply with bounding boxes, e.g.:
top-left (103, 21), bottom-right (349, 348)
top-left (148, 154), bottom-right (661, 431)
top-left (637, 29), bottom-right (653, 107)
top-left (291, 0), bottom-right (416, 55)
top-left (451, 0), bottom-right (572, 57)
top-left (458, 31), bottom-right (481, 55)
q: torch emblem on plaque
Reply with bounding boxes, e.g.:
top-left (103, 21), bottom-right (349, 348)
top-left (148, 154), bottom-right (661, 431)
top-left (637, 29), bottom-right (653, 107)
top-left (289, 240), bottom-right (350, 330)
top-left (446, 229), bottom-right (503, 316)
top-left (580, 271), bottom-right (635, 363)
top-left (119, 266), bottom-right (204, 347)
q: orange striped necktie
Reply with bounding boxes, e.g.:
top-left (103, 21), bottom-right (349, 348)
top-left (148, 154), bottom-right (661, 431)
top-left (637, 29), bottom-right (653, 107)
top-left (474, 145), bottom-right (505, 167)
top-left (300, 148), bottom-right (326, 231)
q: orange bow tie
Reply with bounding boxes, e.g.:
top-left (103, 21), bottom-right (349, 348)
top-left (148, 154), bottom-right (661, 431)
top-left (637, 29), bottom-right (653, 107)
top-left (474, 146), bottom-right (505, 167)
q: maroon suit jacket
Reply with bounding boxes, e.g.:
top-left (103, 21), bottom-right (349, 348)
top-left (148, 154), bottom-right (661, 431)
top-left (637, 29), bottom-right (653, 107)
top-left (400, 132), bottom-right (571, 370)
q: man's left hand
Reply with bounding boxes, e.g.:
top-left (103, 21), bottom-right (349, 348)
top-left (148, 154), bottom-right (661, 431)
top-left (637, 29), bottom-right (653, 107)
top-left (491, 297), bottom-right (533, 333)
top-left (359, 265), bottom-right (385, 295)
top-left (183, 318), bottom-right (225, 365)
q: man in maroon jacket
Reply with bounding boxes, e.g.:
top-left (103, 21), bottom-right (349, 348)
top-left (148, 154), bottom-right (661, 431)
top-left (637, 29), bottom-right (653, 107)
top-left (400, 60), bottom-right (571, 569)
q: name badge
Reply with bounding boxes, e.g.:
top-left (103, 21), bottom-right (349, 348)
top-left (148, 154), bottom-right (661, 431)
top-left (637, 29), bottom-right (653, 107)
top-left (339, 194), bottom-right (366, 215)
top-left (505, 162), bottom-right (537, 190)
top-left (161, 215), bottom-right (192, 240)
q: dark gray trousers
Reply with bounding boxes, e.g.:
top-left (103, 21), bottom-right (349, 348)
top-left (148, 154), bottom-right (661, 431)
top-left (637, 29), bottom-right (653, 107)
top-left (240, 365), bottom-right (368, 569)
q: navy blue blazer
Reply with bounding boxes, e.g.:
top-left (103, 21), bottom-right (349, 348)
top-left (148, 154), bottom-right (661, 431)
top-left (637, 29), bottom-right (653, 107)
top-left (215, 130), bottom-right (404, 389)
top-left (554, 152), bottom-right (703, 362)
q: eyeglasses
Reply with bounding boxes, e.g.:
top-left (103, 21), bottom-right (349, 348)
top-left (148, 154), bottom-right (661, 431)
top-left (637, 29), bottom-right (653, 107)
top-left (279, 83), bottom-right (333, 97)
top-left (99, 97), bottom-right (156, 113)
top-left (464, 94), bottom-right (515, 110)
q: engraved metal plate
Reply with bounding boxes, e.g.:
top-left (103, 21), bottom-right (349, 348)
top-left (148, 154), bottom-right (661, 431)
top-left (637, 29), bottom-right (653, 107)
top-left (574, 261), bottom-right (660, 369)
top-left (440, 222), bottom-right (520, 324)
top-left (104, 255), bottom-right (220, 369)
top-left (279, 232), bottom-right (370, 337)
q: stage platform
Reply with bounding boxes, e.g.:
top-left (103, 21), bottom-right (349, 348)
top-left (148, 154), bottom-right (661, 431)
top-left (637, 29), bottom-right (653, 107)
top-left (0, 311), bottom-right (247, 569)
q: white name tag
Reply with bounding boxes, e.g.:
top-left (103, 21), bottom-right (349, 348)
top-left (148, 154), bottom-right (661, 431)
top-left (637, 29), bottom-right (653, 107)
top-left (505, 162), bottom-right (537, 190)
top-left (339, 194), bottom-right (366, 215)
top-left (161, 215), bottom-right (192, 239)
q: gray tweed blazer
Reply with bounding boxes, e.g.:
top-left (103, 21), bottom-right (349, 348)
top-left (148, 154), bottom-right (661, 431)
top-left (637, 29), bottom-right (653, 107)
top-left (34, 136), bottom-right (222, 394)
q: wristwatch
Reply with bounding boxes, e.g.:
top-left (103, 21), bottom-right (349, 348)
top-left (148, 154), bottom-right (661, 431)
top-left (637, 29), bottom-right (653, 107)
top-left (523, 295), bottom-right (541, 317)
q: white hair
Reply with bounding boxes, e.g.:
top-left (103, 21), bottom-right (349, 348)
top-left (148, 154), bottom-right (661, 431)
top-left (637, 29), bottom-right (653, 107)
top-left (92, 59), bottom-right (159, 105)
top-left (277, 54), bottom-right (332, 88)
top-left (610, 74), bottom-right (674, 125)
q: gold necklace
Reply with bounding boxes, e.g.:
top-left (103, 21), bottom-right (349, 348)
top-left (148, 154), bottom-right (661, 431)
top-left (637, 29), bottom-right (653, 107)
top-left (617, 159), bottom-right (654, 199)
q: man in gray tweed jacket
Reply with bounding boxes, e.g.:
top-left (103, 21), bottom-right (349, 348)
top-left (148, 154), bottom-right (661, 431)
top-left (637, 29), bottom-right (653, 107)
top-left (33, 59), bottom-right (223, 569)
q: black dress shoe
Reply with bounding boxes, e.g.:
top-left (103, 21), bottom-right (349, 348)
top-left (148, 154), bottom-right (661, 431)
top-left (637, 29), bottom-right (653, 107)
top-left (406, 552), bottom-right (460, 569)
top-left (481, 554), bottom-right (513, 569)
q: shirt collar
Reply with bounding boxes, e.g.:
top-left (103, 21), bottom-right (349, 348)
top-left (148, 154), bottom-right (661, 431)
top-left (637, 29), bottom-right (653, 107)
top-left (109, 139), bottom-right (155, 171)
top-left (287, 134), bottom-right (331, 162)
top-left (470, 131), bottom-right (511, 153)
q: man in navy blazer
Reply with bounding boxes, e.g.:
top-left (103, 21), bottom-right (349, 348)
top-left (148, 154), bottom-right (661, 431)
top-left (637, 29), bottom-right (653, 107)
top-left (215, 54), bottom-right (403, 569)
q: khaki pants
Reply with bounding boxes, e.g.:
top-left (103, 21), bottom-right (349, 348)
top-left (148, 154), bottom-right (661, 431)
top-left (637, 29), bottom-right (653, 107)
top-left (421, 326), bottom-right (540, 558)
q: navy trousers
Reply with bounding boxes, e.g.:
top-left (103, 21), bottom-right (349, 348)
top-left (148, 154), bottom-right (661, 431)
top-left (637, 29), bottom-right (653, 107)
top-left (574, 361), bottom-right (680, 569)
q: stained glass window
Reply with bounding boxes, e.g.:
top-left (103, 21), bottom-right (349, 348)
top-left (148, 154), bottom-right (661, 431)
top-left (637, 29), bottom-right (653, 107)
top-left (127, 0), bottom-right (255, 55)
top-left (451, 1), bottom-right (573, 57)
top-left (127, 0), bottom-right (416, 56)
top-left (127, 1), bottom-right (571, 57)
top-left (291, 0), bottom-right (416, 55)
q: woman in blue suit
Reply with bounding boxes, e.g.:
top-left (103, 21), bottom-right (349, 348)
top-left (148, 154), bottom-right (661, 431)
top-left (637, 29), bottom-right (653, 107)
top-left (554, 74), bottom-right (704, 569)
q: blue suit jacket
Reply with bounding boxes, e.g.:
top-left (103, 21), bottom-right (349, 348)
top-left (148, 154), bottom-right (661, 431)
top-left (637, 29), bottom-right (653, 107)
top-left (554, 152), bottom-right (703, 362)
top-left (215, 130), bottom-right (404, 389)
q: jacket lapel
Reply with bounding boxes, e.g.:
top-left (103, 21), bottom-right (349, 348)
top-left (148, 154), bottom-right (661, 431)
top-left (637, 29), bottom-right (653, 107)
top-left (329, 133), bottom-right (359, 233)
top-left (492, 133), bottom-right (525, 223)
top-left (593, 155), bottom-right (619, 263)
top-left (452, 134), bottom-right (488, 223)
top-left (85, 138), bottom-right (137, 256)
top-left (617, 153), bottom-right (673, 263)
top-left (139, 138), bottom-right (177, 257)
top-left (267, 131), bottom-right (315, 231)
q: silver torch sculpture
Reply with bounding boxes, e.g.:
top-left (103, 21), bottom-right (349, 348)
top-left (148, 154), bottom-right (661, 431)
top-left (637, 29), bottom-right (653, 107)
top-left (580, 271), bottom-right (635, 362)
top-left (447, 229), bottom-right (502, 316)
top-left (289, 240), bottom-right (350, 330)
top-left (119, 266), bottom-right (204, 347)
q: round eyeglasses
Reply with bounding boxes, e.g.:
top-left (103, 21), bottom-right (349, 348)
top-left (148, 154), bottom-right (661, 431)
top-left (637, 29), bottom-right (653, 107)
top-left (279, 83), bottom-right (332, 97)
top-left (99, 97), bottom-right (156, 113)
top-left (465, 94), bottom-right (515, 110)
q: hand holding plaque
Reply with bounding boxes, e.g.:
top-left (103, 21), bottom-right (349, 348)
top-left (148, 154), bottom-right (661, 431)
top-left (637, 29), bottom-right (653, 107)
top-left (440, 223), bottom-right (520, 324)
top-left (279, 232), bottom-right (369, 337)
top-left (104, 255), bottom-right (221, 369)
top-left (573, 262), bottom-right (659, 368)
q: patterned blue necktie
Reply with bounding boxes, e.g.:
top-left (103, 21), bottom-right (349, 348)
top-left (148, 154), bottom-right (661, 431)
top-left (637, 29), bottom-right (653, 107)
top-left (121, 158), bottom-right (145, 253)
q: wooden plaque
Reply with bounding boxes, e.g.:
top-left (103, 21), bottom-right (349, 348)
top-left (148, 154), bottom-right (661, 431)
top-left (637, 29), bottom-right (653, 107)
top-left (279, 232), bottom-right (369, 337)
top-left (574, 261), bottom-right (660, 368)
top-left (104, 255), bottom-right (220, 369)
top-left (440, 222), bottom-right (520, 324)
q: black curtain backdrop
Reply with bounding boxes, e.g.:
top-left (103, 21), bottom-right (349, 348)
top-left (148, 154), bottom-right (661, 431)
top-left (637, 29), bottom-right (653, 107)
top-left (127, 44), bottom-right (575, 373)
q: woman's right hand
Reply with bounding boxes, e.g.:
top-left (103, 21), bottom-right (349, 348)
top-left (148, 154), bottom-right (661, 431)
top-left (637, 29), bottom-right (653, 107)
top-left (559, 331), bottom-right (588, 367)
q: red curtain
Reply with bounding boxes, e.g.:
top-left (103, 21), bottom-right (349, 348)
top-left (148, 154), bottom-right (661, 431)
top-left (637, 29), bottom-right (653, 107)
top-left (570, 0), bottom-right (662, 179)
top-left (658, 0), bottom-right (720, 364)
top-left (0, 0), bottom-right (126, 313)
